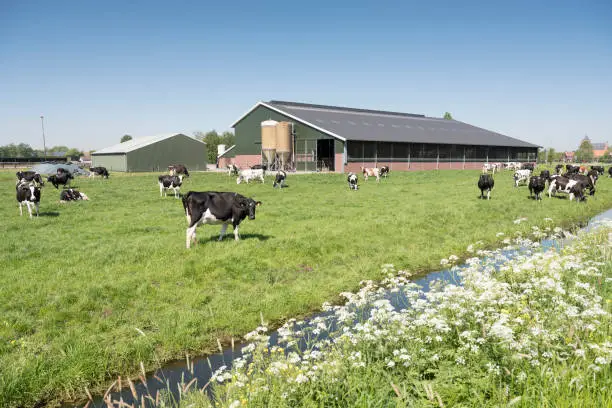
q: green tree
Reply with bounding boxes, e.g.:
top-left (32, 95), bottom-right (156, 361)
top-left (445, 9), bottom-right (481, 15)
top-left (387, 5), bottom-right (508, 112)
top-left (120, 134), bottom-right (133, 143)
top-left (443, 112), bottom-right (453, 120)
top-left (601, 147), bottom-right (612, 163)
top-left (66, 148), bottom-right (83, 158)
top-left (194, 130), bottom-right (236, 165)
top-left (575, 139), bottom-right (594, 163)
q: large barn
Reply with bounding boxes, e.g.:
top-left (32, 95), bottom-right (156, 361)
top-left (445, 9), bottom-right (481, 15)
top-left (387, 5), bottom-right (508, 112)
top-left (231, 100), bottom-right (539, 172)
top-left (92, 133), bottom-right (207, 172)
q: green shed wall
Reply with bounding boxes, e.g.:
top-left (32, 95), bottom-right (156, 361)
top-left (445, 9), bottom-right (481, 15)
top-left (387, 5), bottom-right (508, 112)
top-left (233, 105), bottom-right (343, 171)
top-left (126, 135), bottom-right (207, 172)
top-left (91, 154), bottom-right (127, 172)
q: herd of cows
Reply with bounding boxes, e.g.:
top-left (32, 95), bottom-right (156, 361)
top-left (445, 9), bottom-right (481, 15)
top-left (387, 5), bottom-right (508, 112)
top-left (12, 161), bottom-right (612, 247)
top-left (478, 163), bottom-right (610, 202)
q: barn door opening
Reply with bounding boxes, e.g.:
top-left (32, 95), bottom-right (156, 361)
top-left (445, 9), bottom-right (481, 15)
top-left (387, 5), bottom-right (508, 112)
top-left (316, 139), bottom-right (334, 172)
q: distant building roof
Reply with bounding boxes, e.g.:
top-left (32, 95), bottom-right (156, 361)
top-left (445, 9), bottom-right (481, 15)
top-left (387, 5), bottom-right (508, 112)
top-left (592, 142), bottom-right (608, 150)
top-left (232, 100), bottom-right (539, 148)
top-left (92, 133), bottom-right (205, 155)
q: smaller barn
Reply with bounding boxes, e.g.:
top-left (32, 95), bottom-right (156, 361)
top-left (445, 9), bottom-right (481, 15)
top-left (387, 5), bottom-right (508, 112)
top-left (92, 133), bottom-right (207, 172)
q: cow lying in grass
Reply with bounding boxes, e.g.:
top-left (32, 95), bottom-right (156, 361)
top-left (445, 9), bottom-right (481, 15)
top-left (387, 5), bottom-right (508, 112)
top-left (59, 189), bottom-right (89, 202)
top-left (182, 191), bottom-right (262, 248)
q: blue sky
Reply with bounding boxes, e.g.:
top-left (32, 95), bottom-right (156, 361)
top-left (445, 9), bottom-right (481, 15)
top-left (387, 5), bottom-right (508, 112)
top-left (1, 0), bottom-right (610, 152)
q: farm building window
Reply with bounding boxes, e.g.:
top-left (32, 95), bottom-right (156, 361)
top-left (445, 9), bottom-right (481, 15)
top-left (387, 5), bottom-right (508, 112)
top-left (393, 143), bottom-right (409, 159)
top-left (377, 142), bottom-right (392, 160)
top-left (489, 146), bottom-right (508, 160)
top-left (423, 144), bottom-right (438, 159)
top-left (438, 144), bottom-right (452, 160)
top-left (347, 141), bottom-right (363, 160)
top-left (363, 142), bottom-right (376, 160)
top-left (411, 143), bottom-right (425, 159)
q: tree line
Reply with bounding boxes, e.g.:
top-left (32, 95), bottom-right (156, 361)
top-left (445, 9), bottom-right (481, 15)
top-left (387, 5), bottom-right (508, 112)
top-left (0, 143), bottom-right (84, 159)
top-left (540, 139), bottom-right (612, 164)
top-left (193, 130), bottom-right (235, 164)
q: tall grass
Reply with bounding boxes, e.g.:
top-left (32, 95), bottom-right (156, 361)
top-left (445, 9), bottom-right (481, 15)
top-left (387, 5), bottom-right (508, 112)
top-left (0, 169), bottom-right (610, 407)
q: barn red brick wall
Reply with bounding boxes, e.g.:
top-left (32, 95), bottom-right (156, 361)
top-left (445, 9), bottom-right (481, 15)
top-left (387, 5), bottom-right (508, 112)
top-left (344, 161), bottom-right (485, 173)
top-left (334, 153), bottom-right (344, 173)
top-left (233, 155), bottom-right (262, 168)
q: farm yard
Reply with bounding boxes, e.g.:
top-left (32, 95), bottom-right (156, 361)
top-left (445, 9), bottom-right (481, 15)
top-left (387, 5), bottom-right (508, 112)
top-left (1, 168), bottom-right (611, 407)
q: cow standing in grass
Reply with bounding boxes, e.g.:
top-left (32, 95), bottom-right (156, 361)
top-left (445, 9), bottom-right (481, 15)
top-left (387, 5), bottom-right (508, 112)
top-left (347, 172), bottom-right (359, 190)
top-left (273, 171), bottom-right (286, 188)
top-left (159, 175), bottom-right (183, 198)
top-left (168, 164), bottom-right (189, 177)
top-left (477, 174), bottom-right (494, 200)
top-left (182, 191), bottom-right (262, 248)
top-left (16, 182), bottom-right (41, 218)
top-left (529, 176), bottom-right (546, 201)
top-left (361, 167), bottom-right (380, 182)
top-left (16, 171), bottom-right (44, 187)
top-left (379, 166), bottom-right (390, 178)
top-left (513, 169), bottom-right (531, 187)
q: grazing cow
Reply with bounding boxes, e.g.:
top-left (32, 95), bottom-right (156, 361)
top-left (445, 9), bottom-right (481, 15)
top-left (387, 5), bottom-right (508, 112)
top-left (16, 183), bottom-right (41, 218)
top-left (250, 164), bottom-right (267, 171)
top-left (168, 164), bottom-right (189, 177)
top-left (59, 189), bottom-right (88, 202)
top-left (182, 191), bottom-right (262, 248)
top-left (158, 175), bottom-right (183, 198)
top-left (506, 162), bottom-right (521, 171)
top-left (528, 176), bottom-right (546, 201)
top-left (89, 167), bottom-right (109, 178)
top-left (47, 172), bottom-right (73, 189)
top-left (361, 167), bottom-right (380, 182)
top-left (555, 164), bottom-right (564, 174)
top-left (16, 171), bottom-right (44, 186)
top-left (273, 170), bottom-right (286, 188)
top-left (513, 169), bottom-right (531, 187)
top-left (591, 165), bottom-right (604, 175)
top-left (237, 168), bottom-right (265, 184)
top-left (565, 164), bottom-right (579, 175)
top-left (548, 176), bottom-right (593, 201)
top-left (477, 174), bottom-right (494, 200)
top-left (347, 172), bottom-right (359, 190)
top-left (570, 173), bottom-right (596, 195)
top-left (379, 166), bottom-right (390, 178)
top-left (227, 163), bottom-right (240, 177)
top-left (521, 162), bottom-right (535, 171)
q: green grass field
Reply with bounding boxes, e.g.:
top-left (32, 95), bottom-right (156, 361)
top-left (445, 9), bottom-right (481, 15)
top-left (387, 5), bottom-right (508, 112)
top-left (0, 168), bottom-right (610, 407)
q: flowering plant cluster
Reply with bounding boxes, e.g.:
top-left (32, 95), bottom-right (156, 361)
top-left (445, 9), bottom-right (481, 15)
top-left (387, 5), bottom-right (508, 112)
top-left (184, 223), bottom-right (611, 407)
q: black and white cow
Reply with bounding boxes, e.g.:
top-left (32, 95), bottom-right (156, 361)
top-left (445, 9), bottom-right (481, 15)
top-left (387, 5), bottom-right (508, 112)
top-left (513, 169), bottom-right (531, 187)
top-left (168, 164), bottom-right (189, 177)
top-left (158, 175), bottom-right (183, 198)
top-left (89, 167), bottom-right (109, 178)
top-left (379, 166), bottom-right (390, 178)
top-left (609, 167), bottom-right (612, 178)
top-left (548, 175), bottom-right (593, 201)
top-left (16, 183), bottom-right (41, 218)
top-left (477, 174), bottom-right (494, 200)
top-left (227, 163), bottom-right (240, 177)
top-left (528, 176), bottom-right (546, 201)
top-left (59, 189), bottom-right (89, 202)
top-left (591, 165), bottom-right (604, 175)
top-left (47, 172), bottom-right (74, 189)
top-left (273, 170), bottom-right (286, 188)
top-left (521, 162), bottom-right (535, 171)
top-left (182, 191), bottom-right (262, 248)
top-left (539, 170), bottom-right (551, 182)
top-left (16, 171), bottom-right (44, 186)
top-left (565, 164), bottom-right (579, 175)
top-left (555, 164), bottom-right (564, 174)
top-left (347, 172), bottom-right (358, 190)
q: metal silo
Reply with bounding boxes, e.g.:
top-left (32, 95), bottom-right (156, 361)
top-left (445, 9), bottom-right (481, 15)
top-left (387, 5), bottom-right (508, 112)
top-left (261, 120), bottom-right (278, 165)
top-left (275, 121), bottom-right (292, 168)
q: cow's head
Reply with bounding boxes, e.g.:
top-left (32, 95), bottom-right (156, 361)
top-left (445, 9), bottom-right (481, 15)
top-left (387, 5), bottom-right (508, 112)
top-left (241, 198), bottom-right (262, 220)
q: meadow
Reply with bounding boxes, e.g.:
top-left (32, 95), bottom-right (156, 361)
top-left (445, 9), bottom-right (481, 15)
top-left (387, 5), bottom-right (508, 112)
top-left (0, 168), bottom-right (610, 407)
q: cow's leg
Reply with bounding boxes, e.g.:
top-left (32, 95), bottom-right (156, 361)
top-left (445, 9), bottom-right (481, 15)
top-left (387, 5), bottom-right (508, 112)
top-left (233, 223), bottom-right (240, 241)
top-left (34, 202), bottom-right (39, 217)
top-left (26, 201), bottom-right (33, 218)
top-left (174, 187), bottom-right (180, 199)
top-left (186, 225), bottom-right (197, 248)
top-left (159, 183), bottom-right (163, 197)
top-left (18, 201), bottom-right (23, 216)
top-left (487, 189), bottom-right (491, 200)
top-left (218, 224), bottom-right (228, 241)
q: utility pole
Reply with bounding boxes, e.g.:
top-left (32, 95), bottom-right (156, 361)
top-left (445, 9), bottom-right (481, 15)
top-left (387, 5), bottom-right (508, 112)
top-left (40, 115), bottom-right (47, 160)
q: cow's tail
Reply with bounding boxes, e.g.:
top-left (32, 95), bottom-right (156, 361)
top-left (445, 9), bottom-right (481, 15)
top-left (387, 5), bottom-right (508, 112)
top-left (182, 191), bottom-right (192, 224)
